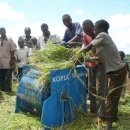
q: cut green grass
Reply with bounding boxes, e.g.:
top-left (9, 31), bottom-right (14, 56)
top-left (0, 82), bottom-right (130, 130)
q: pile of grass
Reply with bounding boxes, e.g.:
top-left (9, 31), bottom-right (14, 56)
top-left (28, 43), bottom-right (89, 85)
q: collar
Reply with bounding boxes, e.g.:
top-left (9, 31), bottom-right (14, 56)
top-left (67, 23), bottom-right (74, 31)
top-left (0, 36), bottom-right (8, 40)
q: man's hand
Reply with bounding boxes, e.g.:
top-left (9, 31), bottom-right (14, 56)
top-left (60, 41), bottom-right (67, 45)
top-left (60, 41), bottom-right (71, 48)
top-left (17, 59), bottom-right (21, 63)
top-left (85, 57), bottom-right (100, 62)
top-left (10, 60), bottom-right (16, 69)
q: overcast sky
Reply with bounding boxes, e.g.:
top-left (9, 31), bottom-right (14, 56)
top-left (0, 0), bottom-right (130, 54)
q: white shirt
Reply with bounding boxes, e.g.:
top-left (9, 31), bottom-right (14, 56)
top-left (14, 48), bottom-right (29, 67)
top-left (37, 35), bottom-right (61, 50)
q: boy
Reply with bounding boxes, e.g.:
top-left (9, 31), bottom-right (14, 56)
top-left (23, 27), bottom-right (32, 48)
top-left (14, 37), bottom-right (29, 80)
top-left (119, 51), bottom-right (130, 97)
top-left (29, 37), bottom-right (38, 49)
top-left (82, 20), bottom-right (107, 121)
top-left (62, 14), bottom-right (82, 44)
top-left (80, 20), bottom-right (127, 130)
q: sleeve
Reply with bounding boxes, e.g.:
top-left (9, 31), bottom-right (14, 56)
top-left (14, 49), bottom-right (18, 60)
top-left (9, 38), bottom-right (16, 52)
top-left (37, 37), bottom-right (41, 49)
top-left (75, 22), bottom-right (83, 36)
top-left (62, 30), bottom-right (68, 42)
top-left (91, 33), bottom-right (104, 47)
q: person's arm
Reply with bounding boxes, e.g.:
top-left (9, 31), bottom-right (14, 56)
top-left (80, 43), bottom-right (93, 52)
top-left (68, 35), bottom-right (81, 43)
top-left (80, 33), bottom-right (104, 52)
top-left (68, 22), bottom-right (82, 43)
top-left (62, 30), bottom-right (68, 42)
top-left (14, 49), bottom-right (21, 62)
top-left (9, 38), bottom-right (16, 68)
top-left (36, 37), bottom-right (42, 49)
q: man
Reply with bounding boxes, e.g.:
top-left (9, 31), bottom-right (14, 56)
top-left (80, 20), bottom-right (127, 130)
top-left (82, 20), bottom-right (107, 121)
top-left (23, 27), bottom-right (32, 48)
top-left (62, 14), bottom-right (82, 45)
top-left (119, 51), bottom-right (130, 97)
top-left (37, 23), bottom-right (50, 49)
top-left (0, 27), bottom-right (16, 92)
top-left (37, 23), bottom-right (61, 50)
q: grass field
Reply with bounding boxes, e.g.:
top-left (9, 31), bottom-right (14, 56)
top-left (0, 81), bottom-right (130, 130)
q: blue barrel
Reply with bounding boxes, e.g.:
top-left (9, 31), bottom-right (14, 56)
top-left (15, 67), bottom-right (50, 113)
top-left (41, 65), bottom-right (88, 129)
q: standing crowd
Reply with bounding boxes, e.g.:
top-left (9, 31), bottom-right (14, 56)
top-left (0, 14), bottom-right (130, 130)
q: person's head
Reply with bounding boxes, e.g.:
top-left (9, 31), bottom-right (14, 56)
top-left (18, 37), bottom-right (24, 48)
top-left (30, 37), bottom-right (37, 47)
top-left (24, 27), bottom-right (31, 37)
top-left (0, 27), bottom-right (6, 38)
top-left (62, 14), bottom-right (72, 29)
top-left (94, 20), bottom-right (109, 36)
top-left (119, 51), bottom-right (125, 60)
top-left (82, 19), bottom-right (94, 37)
top-left (41, 23), bottom-right (49, 35)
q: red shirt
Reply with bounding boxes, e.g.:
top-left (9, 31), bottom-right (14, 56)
top-left (83, 33), bottom-right (97, 67)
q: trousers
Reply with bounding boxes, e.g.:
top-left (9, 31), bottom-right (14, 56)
top-left (88, 63), bottom-right (107, 117)
top-left (106, 66), bottom-right (127, 121)
top-left (0, 69), bottom-right (12, 92)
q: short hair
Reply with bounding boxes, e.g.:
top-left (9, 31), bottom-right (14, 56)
top-left (30, 37), bottom-right (37, 45)
top-left (24, 27), bottom-right (31, 32)
top-left (0, 27), bottom-right (6, 32)
top-left (83, 19), bottom-right (93, 27)
top-left (62, 14), bottom-right (72, 21)
top-left (95, 20), bottom-right (109, 33)
top-left (18, 36), bottom-right (24, 42)
top-left (41, 23), bottom-right (48, 29)
top-left (119, 51), bottom-right (125, 57)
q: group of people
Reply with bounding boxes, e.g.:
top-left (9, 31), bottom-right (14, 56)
top-left (0, 13), bottom-right (130, 130)
top-left (0, 22), bottom-right (61, 90)
top-left (58, 14), bottom-right (129, 130)
top-left (62, 14), bottom-right (129, 130)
